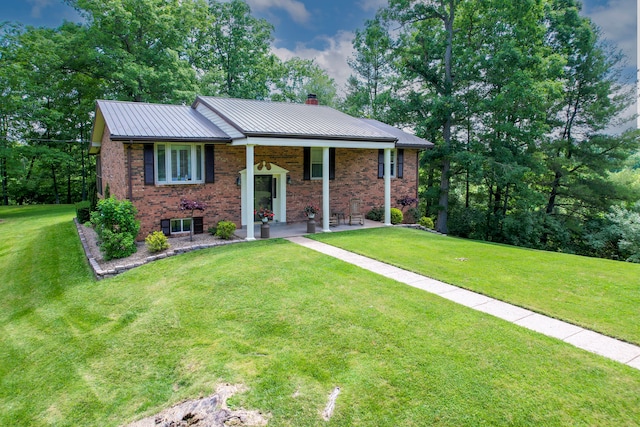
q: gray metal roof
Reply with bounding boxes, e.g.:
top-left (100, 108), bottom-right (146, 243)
top-left (96, 100), bottom-right (231, 142)
top-left (360, 119), bottom-right (433, 149)
top-left (195, 96), bottom-right (397, 142)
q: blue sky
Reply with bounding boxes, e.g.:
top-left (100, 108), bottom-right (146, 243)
top-left (1, 0), bottom-right (637, 112)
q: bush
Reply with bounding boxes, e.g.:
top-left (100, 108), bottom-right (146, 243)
top-left (390, 208), bottom-right (403, 225)
top-left (208, 226), bottom-right (217, 235)
top-left (366, 206), bottom-right (384, 221)
top-left (75, 201), bottom-right (91, 223)
top-left (145, 231), bottom-right (169, 253)
top-left (91, 197), bottom-right (140, 260)
top-left (215, 221), bottom-right (236, 240)
top-left (406, 207), bottom-right (421, 224)
top-left (418, 216), bottom-right (435, 229)
top-left (100, 229), bottom-right (136, 261)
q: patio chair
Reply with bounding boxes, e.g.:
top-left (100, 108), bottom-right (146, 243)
top-left (349, 198), bottom-right (364, 225)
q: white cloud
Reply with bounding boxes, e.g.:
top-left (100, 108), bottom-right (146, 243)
top-left (582, 0), bottom-right (637, 68)
top-left (28, 0), bottom-right (54, 18)
top-left (358, 0), bottom-right (388, 12)
top-left (246, 0), bottom-right (311, 24)
top-left (271, 30), bottom-right (356, 93)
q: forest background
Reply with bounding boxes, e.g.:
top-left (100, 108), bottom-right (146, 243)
top-left (0, 0), bottom-right (639, 262)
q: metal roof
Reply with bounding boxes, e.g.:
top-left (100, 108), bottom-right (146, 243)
top-left (360, 119), bottom-right (433, 149)
top-left (96, 100), bottom-right (231, 142)
top-left (195, 96), bottom-right (398, 142)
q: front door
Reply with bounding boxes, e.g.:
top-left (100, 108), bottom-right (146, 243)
top-left (254, 175), bottom-right (273, 221)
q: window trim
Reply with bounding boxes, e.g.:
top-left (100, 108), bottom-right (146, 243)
top-left (155, 143), bottom-right (205, 185)
top-left (310, 147), bottom-right (323, 179)
top-left (170, 218), bottom-right (192, 234)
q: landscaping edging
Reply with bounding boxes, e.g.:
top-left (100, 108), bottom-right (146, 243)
top-left (73, 218), bottom-right (243, 280)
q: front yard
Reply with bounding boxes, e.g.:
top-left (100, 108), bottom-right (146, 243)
top-left (1, 205), bottom-right (639, 426)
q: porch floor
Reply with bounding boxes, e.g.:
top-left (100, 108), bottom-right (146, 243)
top-left (235, 218), bottom-right (384, 239)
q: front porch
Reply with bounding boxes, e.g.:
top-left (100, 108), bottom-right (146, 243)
top-left (235, 218), bottom-right (385, 240)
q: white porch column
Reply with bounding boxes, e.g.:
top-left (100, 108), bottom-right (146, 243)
top-left (384, 148), bottom-right (392, 226)
top-left (245, 145), bottom-right (255, 240)
top-left (322, 146), bottom-right (331, 232)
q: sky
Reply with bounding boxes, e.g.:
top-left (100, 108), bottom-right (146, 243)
top-left (1, 0), bottom-right (637, 128)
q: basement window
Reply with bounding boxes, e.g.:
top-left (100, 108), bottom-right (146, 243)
top-left (170, 218), bottom-right (192, 234)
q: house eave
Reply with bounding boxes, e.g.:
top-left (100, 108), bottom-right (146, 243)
top-left (233, 136), bottom-right (396, 149)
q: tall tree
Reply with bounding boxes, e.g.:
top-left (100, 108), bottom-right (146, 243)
top-left (190, 0), bottom-right (277, 99)
top-left (67, 0), bottom-right (199, 103)
top-left (271, 57), bottom-right (338, 106)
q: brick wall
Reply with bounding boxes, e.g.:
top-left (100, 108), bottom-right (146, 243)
top-left (98, 137), bottom-right (420, 240)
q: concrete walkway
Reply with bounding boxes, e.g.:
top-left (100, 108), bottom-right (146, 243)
top-left (287, 236), bottom-right (640, 371)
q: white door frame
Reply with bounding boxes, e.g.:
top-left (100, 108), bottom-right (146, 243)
top-left (240, 161), bottom-right (289, 225)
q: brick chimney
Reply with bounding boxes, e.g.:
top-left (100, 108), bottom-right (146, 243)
top-left (305, 93), bottom-right (319, 105)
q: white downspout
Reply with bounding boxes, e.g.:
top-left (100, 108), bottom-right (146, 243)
top-left (384, 148), bottom-right (391, 226)
top-left (245, 145), bottom-right (255, 240)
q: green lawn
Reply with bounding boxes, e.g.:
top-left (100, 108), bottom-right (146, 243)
top-left (310, 227), bottom-right (640, 346)
top-left (1, 206), bottom-right (640, 426)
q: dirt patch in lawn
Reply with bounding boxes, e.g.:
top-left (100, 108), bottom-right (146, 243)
top-left (125, 384), bottom-right (269, 427)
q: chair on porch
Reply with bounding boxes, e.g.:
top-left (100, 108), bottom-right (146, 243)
top-left (349, 198), bottom-right (364, 225)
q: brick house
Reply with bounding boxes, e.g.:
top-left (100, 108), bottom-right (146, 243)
top-left (89, 95), bottom-right (432, 240)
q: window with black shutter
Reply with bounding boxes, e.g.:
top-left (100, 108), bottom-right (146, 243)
top-left (205, 145), bottom-right (215, 183)
top-left (304, 147), bottom-right (335, 180)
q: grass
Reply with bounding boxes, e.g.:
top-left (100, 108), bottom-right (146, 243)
top-left (310, 227), bottom-right (640, 345)
top-left (1, 206), bottom-right (640, 426)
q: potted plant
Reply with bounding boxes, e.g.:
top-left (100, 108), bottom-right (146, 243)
top-left (304, 204), bottom-right (319, 233)
top-left (255, 207), bottom-right (274, 238)
top-left (304, 204), bottom-right (320, 219)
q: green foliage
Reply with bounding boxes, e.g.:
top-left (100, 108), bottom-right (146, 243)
top-left (75, 201), bottom-right (91, 223)
top-left (104, 183), bottom-right (110, 199)
top-left (207, 226), bottom-right (217, 236)
top-left (145, 231), bottom-right (169, 253)
top-left (390, 207), bottom-right (403, 224)
top-left (366, 206), bottom-right (384, 221)
top-left (90, 197), bottom-right (139, 260)
top-left (99, 229), bottom-right (136, 261)
top-left (215, 220), bottom-right (236, 240)
top-left (406, 207), bottom-right (421, 223)
top-left (418, 216), bottom-right (434, 229)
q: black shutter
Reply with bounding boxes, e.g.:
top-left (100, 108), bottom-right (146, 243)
top-left (205, 145), bottom-right (215, 183)
top-left (329, 148), bottom-right (336, 180)
top-left (144, 144), bottom-right (154, 185)
top-left (161, 219), bottom-right (170, 236)
top-left (193, 217), bottom-right (204, 234)
top-left (303, 147), bottom-right (310, 180)
top-left (377, 149), bottom-right (384, 179)
top-left (397, 149), bottom-right (404, 179)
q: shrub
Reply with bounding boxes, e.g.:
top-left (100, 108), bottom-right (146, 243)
top-left (145, 231), bottom-right (169, 253)
top-left (75, 201), bottom-right (91, 223)
top-left (208, 226), bottom-right (217, 235)
top-left (90, 197), bottom-right (140, 260)
top-left (100, 229), bottom-right (136, 261)
top-left (366, 206), bottom-right (384, 221)
top-left (419, 216), bottom-right (435, 229)
top-left (390, 208), bottom-right (403, 225)
top-left (406, 207), bottom-right (421, 224)
top-left (215, 221), bottom-right (236, 240)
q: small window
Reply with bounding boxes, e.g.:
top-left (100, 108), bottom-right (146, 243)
top-left (389, 149), bottom-right (397, 178)
top-left (170, 218), bottom-right (192, 233)
top-left (156, 143), bottom-right (204, 184)
top-left (311, 147), bottom-right (323, 179)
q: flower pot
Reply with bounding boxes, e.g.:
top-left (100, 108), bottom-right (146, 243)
top-left (261, 221), bottom-right (270, 238)
top-left (307, 217), bottom-right (316, 234)
top-left (308, 213), bottom-right (315, 219)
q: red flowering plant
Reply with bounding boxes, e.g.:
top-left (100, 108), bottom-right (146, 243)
top-left (255, 207), bottom-right (274, 221)
top-left (180, 199), bottom-right (206, 241)
top-left (304, 204), bottom-right (320, 217)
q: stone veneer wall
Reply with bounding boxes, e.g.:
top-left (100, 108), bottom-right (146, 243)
top-left (99, 138), bottom-right (419, 240)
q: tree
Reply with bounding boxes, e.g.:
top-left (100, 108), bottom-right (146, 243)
top-left (343, 15), bottom-right (394, 120)
top-left (67, 0), bottom-right (199, 103)
top-left (271, 57), bottom-right (338, 106)
top-left (190, 0), bottom-right (277, 99)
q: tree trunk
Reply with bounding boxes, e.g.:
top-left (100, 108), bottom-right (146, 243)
top-left (51, 164), bottom-right (60, 204)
